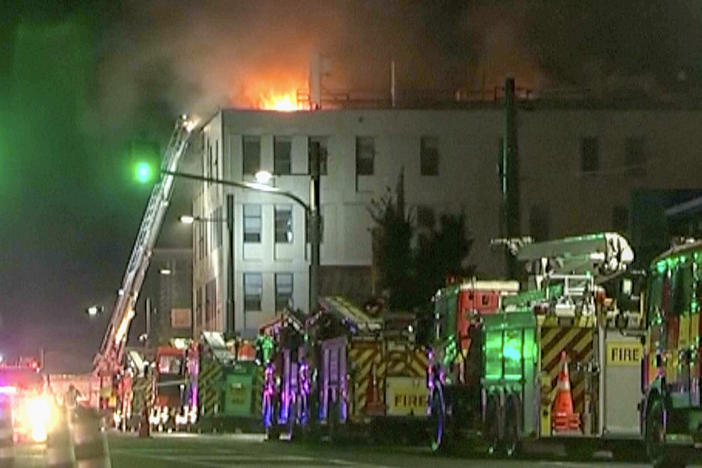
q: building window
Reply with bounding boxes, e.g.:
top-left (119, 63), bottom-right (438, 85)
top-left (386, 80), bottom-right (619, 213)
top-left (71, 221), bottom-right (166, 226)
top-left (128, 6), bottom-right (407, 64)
top-left (580, 137), bottom-right (599, 173)
top-left (420, 136), bottom-right (439, 176)
top-left (275, 273), bottom-right (293, 312)
top-left (242, 136), bottom-right (261, 175)
top-left (356, 136), bottom-right (375, 176)
top-left (195, 287), bottom-right (203, 331)
top-left (244, 273), bottom-right (263, 312)
top-left (529, 204), bottom-right (550, 241)
top-left (274, 137), bottom-right (292, 175)
top-left (612, 205), bottom-right (629, 234)
top-left (207, 140), bottom-right (213, 179)
top-left (205, 279), bottom-right (216, 330)
top-left (275, 205), bottom-right (293, 243)
top-left (416, 205), bottom-right (435, 229)
top-left (243, 204), bottom-right (261, 243)
top-left (214, 206), bottom-right (222, 248)
top-left (213, 140), bottom-right (220, 179)
top-left (308, 137), bottom-right (328, 175)
top-left (197, 223), bottom-right (205, 260)
top-left (624, 136), bottom-right (645, 176)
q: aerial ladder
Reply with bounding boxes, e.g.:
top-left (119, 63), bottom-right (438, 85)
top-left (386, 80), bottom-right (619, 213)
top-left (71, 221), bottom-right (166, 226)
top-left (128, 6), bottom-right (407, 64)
top-left (93, 116), bottom-right (196, 388)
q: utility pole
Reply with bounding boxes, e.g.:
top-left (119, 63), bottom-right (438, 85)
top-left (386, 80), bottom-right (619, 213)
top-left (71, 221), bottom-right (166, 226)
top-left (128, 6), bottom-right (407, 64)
top-left (502, 77), bottom-right (520, 278)
top-left (308, 142), bottom-right (322, 314)
top-left (226, 193), bottom-right (235, 336)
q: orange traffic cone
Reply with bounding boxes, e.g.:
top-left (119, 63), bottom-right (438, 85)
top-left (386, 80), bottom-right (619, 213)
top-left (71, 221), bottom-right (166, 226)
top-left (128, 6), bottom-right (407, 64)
top-left (365, 363), bottom-right (384, 415)
top-left (551, 351), bottom-right (581, 433)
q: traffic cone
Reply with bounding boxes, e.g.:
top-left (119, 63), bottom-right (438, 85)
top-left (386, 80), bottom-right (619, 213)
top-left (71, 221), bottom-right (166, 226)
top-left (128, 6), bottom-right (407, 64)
top-left (71, 407), bottom-right (111, 468)
top-left (46, 402), bottom-right (75, 468)
top-left (551, 351), bottom-right (581, 433)
top-left (0, 400), bottom-right (14, 468)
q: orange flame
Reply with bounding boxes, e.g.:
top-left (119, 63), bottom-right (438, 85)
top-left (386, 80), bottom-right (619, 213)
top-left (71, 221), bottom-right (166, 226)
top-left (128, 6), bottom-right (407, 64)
top-left (257, 90), bottom-right (301, 112)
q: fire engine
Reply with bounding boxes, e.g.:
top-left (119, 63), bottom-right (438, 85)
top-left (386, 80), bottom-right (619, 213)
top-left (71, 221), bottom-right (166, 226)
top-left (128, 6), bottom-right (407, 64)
top-left (184, 332), bottom-right (261, 432)
top-left (92, 116), bottom-right (194, 417)
top-left (0, 361), bottom-right (51, 443)
top-left (258, 297), bottom-right (428, 441)
top-left (148, 345), bottom-right (188, 430)
top-left (641, 239), bottom-right (702, 467)
top-left (426, 232), bottom-right (646, 458)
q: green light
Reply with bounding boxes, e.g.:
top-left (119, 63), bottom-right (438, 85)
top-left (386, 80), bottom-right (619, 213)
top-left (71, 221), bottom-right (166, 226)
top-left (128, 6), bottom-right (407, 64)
top-left (135, 162), bottom-right (153, 183)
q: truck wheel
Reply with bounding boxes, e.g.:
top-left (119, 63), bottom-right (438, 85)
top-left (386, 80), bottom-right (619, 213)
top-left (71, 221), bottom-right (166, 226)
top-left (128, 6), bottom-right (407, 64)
top-left (429, 384), bottom-right (445, 452)
top-left (484, 394), bottom-right (500, 456)
top-left (646, 398), bottom-right (684, 468)
top-left (503, 395), bottom-right (521, 457)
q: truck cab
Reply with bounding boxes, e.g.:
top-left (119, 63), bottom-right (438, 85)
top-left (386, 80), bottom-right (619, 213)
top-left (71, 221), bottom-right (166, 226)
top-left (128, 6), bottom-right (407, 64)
top-left (642, 241), bottom-right (702, 466)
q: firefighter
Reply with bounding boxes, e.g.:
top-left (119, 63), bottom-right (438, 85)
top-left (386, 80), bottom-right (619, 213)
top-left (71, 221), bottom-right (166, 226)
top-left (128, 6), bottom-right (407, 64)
top-left (64, 384), bottom-right (81, 410)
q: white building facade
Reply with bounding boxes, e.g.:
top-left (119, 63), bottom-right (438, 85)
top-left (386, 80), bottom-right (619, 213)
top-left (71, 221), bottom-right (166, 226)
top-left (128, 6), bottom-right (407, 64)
top-left (192, 105), bottom-right (702, 338)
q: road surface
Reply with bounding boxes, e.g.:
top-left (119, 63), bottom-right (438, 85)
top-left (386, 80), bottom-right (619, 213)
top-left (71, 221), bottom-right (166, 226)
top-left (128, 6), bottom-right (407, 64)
top-left (11, 432), bottom-right (700, 467)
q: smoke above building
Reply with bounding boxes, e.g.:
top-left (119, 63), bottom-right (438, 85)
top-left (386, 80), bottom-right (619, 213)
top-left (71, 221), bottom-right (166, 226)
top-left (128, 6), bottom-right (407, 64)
top-left (90, 0), bottom-right (702, 130)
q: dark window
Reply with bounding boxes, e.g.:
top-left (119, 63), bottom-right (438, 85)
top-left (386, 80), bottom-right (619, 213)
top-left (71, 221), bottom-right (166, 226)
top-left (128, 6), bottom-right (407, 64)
top-left (612, 205), bottom-right (629, 234)
top-left (243, 136), bottom-right (261, 175)
top-left (624, 136), bottom-right (645, 176)
top-left (207, 141), bottom-right (213, 179)
top-left (647, 272), bottom-right (663, 324)
top-left (275, 205), bottom-right (293, 243)
top-left (529, 204), bottom-right (550, 241)
top-left (356, 136), bottom-right (375, 175)
top-left (275, 273), bottom-right (293, 311)
top-left (244, 273), bottom-right (263, 312)
top-left (213, 140), bottom-right (220, 179)
top-left (673, 263), bottom-right (693, 315)
top-left (274, 137), bottom-right (292, 175)
top-left (205, 279), bottom-right (216, 329)
top-left (214, 206), bottom-right (222, 248)
top-left (420, 136), bottom-right (439, 176)
top-left (581, 137), bottom-right (599, 173)
top-left (195, 287), bottom-right (203, 330)
top-left (197, 223), bottom-right (205, 260)
top-left (243, 204), bottom-right (261, 243)
top-left (416, 205), bottom-right (435, 229)
top-left (309, 137), bottom-right (328, 175)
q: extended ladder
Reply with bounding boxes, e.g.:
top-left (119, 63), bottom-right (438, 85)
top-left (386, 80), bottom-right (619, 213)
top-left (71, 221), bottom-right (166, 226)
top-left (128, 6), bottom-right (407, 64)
top-left (94, 116), bottom-right (195, 376)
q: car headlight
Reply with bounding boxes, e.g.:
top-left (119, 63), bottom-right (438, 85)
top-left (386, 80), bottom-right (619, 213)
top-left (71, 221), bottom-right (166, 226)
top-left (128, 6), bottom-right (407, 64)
top-left (26, 397), bottom-right (50, 442)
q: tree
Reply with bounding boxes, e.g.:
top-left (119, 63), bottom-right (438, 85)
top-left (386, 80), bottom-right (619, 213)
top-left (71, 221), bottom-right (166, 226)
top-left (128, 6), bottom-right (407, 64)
top-left (368, 169), bottom-right (415, 311)
top-left (416, 211), bottom-right (475, 301)
top-left (369, 169), bottom-right (475, 314)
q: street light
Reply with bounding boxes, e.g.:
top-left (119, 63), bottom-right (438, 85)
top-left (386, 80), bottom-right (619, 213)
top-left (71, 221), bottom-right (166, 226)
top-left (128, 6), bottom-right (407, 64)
top-left (179, 215), bottom-right (195, 224)
top-left (254, 170), bottom-right (273, 184)
top-left (86, 305), bottom-right (104, 317)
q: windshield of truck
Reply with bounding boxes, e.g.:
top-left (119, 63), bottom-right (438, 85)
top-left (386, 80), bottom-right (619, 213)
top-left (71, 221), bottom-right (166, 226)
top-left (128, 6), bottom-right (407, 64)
top-left (157, 355), bottom-right (183, 375)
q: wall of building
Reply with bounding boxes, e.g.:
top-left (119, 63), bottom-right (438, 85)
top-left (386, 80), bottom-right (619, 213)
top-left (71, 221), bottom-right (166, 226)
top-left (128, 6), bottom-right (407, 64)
top-left (192, 106), bottom-right (702, 337)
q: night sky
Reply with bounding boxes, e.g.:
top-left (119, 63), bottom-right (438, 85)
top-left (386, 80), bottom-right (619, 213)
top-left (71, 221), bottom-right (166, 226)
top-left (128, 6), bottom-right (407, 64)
top-left (0, 0), bottom-right (700, 372)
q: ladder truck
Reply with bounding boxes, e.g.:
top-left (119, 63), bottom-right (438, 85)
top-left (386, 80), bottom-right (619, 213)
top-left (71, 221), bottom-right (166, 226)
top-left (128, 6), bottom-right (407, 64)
top-left (427, 232), bottom-right (646, 458)
top-left (93, 116), bottom-right (195, 414)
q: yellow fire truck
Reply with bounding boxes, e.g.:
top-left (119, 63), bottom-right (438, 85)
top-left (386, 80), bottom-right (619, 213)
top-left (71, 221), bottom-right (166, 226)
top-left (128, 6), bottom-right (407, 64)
top-left (641, 240), bottom-right (702, 467)
top-left (259, 297), bottom-right (428, 442)
top-left (427, 233), bottom-right (647, 458)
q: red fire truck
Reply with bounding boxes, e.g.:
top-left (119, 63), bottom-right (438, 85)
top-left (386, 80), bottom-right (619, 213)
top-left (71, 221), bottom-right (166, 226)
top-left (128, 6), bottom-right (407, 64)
top-left (0, 362), bottom-right (50, 443)
top-left (150, 345), bottom-right (187, 430)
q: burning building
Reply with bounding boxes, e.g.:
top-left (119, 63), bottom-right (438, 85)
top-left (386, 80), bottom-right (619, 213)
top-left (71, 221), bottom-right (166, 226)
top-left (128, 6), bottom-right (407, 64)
top-left (190, 61), bottom-right (702, 338)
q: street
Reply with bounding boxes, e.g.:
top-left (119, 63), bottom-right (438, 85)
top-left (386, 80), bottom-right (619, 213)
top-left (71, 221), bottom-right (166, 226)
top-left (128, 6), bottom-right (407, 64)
top-left (12, 432), bottom-right (699, 468)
